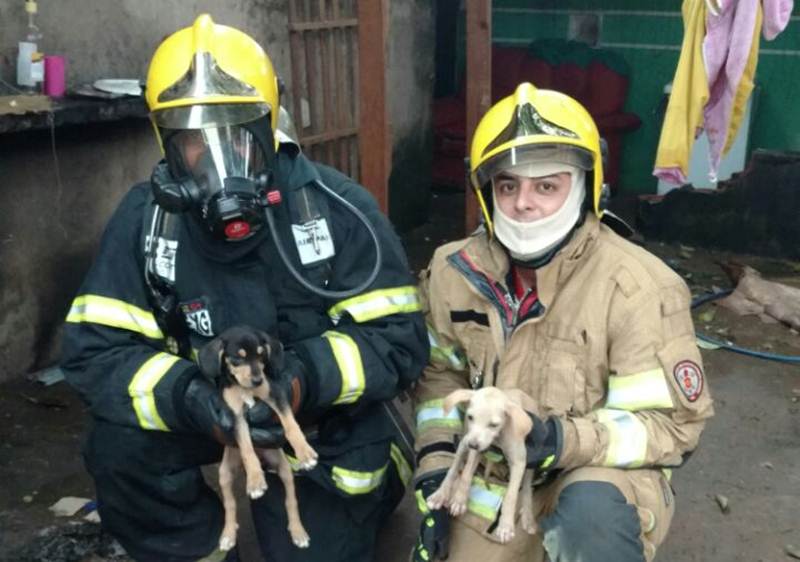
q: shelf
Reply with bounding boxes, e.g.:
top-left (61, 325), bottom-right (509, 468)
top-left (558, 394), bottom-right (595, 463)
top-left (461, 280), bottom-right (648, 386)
top-left (0, 95), bottom-right (148, 134)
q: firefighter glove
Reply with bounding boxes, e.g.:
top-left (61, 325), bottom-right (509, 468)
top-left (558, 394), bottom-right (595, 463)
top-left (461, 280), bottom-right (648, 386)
top-left (525, 414), bottom-right (563, 471)
top-left (244, 401), bottom-right (287, 449)
top-left (413, 475), bottom-right (450, 561)
top-left (181, 376), bottom-right (237, 445)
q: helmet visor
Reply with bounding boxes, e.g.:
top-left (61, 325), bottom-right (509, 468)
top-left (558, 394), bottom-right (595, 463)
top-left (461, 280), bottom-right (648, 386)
top-left (473, 143), bottom-right (594, 187)
top-left (165, 124), bottom-right (266, 200)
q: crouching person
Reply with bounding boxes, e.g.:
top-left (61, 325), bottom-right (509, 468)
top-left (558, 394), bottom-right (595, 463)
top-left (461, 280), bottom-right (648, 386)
top-left (61, 14), bottom-right (427, 562)
top-left (412, 83), bottom-right (714, 562)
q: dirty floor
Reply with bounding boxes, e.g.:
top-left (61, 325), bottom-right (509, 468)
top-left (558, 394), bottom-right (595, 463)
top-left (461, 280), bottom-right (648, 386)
top-left (1, 189), bottom-right (799, 561)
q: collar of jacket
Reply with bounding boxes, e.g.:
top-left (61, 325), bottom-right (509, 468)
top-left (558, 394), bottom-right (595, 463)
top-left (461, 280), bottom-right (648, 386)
top-left (273, 147), bottom-right (322, 194)
top-left (452, 213), bottom-right (601, 312)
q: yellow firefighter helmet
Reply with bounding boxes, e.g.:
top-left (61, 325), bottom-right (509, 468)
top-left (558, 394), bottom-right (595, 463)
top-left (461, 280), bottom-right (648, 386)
top-left (469, 82), bottom-right (604, 235)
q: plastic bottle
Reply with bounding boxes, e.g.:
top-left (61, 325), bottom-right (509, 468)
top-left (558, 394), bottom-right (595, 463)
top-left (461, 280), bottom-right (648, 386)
top-left (16, 0), bottom-right (44, 90)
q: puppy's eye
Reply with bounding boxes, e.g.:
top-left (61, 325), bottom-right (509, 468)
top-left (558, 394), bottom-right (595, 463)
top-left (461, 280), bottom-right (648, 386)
top-left (466, 414), bottom-right (474, 422)
top-left (488, 422), bottom-right (499, 429)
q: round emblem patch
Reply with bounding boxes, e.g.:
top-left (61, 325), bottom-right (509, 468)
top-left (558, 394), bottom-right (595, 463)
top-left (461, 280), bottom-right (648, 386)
top-left (673, 360), bottom-right (703, 402)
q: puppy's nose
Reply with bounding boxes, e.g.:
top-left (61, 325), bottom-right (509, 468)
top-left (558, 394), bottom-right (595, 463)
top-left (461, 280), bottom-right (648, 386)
top-left (251, 376), bottom-right (263, 386)
top-left (468, 440), bottom-right (480, 450)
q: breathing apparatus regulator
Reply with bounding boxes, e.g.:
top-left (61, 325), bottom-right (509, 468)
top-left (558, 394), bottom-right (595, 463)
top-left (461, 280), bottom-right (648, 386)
top-left (144, 14), bottom-right (381, 300)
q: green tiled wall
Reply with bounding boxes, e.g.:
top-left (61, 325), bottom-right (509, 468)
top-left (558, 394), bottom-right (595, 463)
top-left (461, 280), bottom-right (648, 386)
top-left (474, 0), bottom-right (800, 194)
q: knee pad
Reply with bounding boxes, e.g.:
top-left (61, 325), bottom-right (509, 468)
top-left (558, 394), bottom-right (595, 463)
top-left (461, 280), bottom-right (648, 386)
top-left (540, 481), bottom-right (645, 562)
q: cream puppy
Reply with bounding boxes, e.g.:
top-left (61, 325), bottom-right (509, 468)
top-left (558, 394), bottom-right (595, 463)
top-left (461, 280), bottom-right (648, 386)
top-left (426, 387), bottom-right (538, 543)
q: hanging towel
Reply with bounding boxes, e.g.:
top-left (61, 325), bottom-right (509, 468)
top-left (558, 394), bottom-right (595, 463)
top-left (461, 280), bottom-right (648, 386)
top-left (653, 0), bottom-right (709, 186)
top-left (654, 0), bottom-right (793, 186)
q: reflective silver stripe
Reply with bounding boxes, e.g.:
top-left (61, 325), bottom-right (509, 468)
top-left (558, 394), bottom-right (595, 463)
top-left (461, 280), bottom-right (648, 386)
top-left (66, 294), bottom-right (163, 340)
top-left (467, 475), bottom-right (506, 520)
top-left (128, 352), bottom-right (179, 431)
top-left (323, 331), bottom-right (365, 405)
top-left (605, 368), bottom-right (674, 411)
top-left (328, 286), bottom-right (421, 324)
top-left (415, 399), bottom-right (462, 431)
top-left (427, 325), bottom-right (467, 370)
top-left (595, 408), bottom-right (648, 467)
top-left (331, 464), bottom-right (388, 494)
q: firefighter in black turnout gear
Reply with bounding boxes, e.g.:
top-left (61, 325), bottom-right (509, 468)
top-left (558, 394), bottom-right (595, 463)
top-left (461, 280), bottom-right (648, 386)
top-left (62, 15), bottom-right (427, 562)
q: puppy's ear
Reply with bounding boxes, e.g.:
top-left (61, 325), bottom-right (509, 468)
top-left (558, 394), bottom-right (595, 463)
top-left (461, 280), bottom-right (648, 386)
top-left (198, 337), bottom-right (225, 379)
top-left (504, 401), bottom-right (534, 441)
top-left (256, 330), bottom-right (284, 371)
top-left (443, 388), bottom-right (474, 416)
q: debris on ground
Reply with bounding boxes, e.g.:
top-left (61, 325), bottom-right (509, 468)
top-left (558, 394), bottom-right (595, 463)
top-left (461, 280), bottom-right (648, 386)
top-left (716, 264), bottom-right (800, 329)
top-left (759, 461), bottom-right (774, 470)
top-left (48, 497), bottom-right (92, 517)
top-left (786, 544), bottom-right (800, 560)
top-left (714, 493), bottom-right (730, 514)
top-left (6, 522), bottom-right (130, 562)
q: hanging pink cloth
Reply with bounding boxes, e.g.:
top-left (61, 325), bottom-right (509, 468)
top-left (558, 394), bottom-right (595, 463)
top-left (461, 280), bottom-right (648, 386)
top-left (654, 0), bottom-right (793, 186)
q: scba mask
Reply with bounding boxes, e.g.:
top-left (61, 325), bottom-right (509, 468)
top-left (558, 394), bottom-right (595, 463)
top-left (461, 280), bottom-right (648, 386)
top-left (152, 121), bottom-right (275, 241)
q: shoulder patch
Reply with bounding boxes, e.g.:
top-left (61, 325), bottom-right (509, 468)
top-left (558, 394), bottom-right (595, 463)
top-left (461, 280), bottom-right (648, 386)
top-left (673, 360), bottom-right (704, 402)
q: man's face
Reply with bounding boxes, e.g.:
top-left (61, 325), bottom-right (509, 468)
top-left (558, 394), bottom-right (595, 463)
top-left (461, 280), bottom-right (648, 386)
top-left (492, 170), bottom-right (572, 222)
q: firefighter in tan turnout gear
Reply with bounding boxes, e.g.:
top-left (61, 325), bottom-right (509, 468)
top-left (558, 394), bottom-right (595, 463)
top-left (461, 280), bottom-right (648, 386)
top-left (412, 82), bottom-right (714, 562)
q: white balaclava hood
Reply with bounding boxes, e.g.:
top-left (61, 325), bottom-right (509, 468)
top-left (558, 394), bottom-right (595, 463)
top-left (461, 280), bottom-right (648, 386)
top-left (492, 162), bottom-right (586, 262)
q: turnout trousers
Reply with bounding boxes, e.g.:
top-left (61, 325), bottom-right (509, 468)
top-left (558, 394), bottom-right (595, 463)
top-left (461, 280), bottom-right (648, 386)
top-left (440, 467), bottom-right (675, 562)
top-left (84, 421), bottom-right (404, 562)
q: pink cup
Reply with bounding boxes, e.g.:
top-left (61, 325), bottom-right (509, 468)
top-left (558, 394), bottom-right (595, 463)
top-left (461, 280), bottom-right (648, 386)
top-left (44, 55), bottom-right (66, 97)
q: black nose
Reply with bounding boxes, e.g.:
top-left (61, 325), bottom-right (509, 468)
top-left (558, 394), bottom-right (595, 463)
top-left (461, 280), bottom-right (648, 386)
top-left (468, 441), bottom-right (479, 450)
top-left (251, 376), bottom-right (263, 386)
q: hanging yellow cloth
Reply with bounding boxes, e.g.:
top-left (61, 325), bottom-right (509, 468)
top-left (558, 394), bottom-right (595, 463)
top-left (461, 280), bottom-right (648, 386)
top-left (653, 0), bottom-right (708, 186)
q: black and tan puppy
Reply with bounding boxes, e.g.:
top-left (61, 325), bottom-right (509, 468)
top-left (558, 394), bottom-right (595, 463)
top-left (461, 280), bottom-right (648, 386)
top-left (198, 326), bottom-right (319, 551)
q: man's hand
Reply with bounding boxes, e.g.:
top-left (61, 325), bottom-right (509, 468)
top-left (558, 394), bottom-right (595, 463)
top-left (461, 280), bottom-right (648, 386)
top-left (413, 475), bottom-right (450, 561)
top-left (244, 401), bottom-right (286, 449)
top-left (525, 414), bottom-right (562, 471)
top-left (181, 377), bottom-right (286, 448)
top-left (181, 377), bottom-right (237, 445)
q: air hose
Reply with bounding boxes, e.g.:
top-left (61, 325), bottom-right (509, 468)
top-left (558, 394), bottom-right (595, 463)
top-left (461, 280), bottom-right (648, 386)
top-left (264, 178), bottom-right (382, 300)
top-left (692, 290), bottom-right (800, 364)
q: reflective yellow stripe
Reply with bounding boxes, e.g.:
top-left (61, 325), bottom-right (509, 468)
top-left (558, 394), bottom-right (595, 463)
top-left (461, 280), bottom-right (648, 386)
top-left (606, 368), bottom-right (674, 411)
top-left (595, 408), bottom-right (648, 468)
top-left (390, 443), bottom-right (413, 487)
top-left (331, 463), bottom-right (387, 494)
top-left (427, 324), bottom-right (466, 370)
top-left (467, 475), bottom-right (506, 521)
top-left (415, 488), bottom-right (430, 514)
top-left (323, 331), bottom-right (365, 405)
top-left (328, 286), bottom-right (421, 324)
top-left (128, 352), bottom-right (179, 431)
top-left (482, 449), bottom-right (504, 465)
top-left (415, 399), bottom-right (463, 432)
top-left (66, 294), bottom-right (163, 340)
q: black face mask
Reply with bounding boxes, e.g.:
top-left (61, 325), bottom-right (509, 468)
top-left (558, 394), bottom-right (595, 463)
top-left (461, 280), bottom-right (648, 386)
top-left (151, 117), bottom-right (275, 242)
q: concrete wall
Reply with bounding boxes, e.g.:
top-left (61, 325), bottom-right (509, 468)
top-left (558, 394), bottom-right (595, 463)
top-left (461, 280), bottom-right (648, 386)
top-left (387, 0), bottom-right (436, 231)
top-left (0, 1), bottom-right (435, 382)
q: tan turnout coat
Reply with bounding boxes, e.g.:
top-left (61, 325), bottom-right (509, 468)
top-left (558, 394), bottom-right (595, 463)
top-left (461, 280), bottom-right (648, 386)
top-left (413, 213), bottom-right (714, 560)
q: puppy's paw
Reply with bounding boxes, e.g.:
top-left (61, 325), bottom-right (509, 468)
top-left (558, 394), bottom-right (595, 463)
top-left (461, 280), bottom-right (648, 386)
top-left (448, 487), bottom-right (468, 517)
top-left (290, 526), bottom-right (310, 549)
top-left (494, 522), bottom-right (515, 544)
top-left (219, 534), bottom-right (237, 551)
top-left (426, 488), bottom-right (448, 511)
top-left (247, 472), bottom-right (268, 498)
top-left (294, 442), bottom-right (319, 471)
top-left (520, 511), bottom-right (538, 535)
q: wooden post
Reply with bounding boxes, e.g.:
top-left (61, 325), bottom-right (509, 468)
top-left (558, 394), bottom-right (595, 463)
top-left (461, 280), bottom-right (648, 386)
top-left (357, 0), bottom-right (390, 214)
top-left (465, 0), bottom-right (492, 234)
